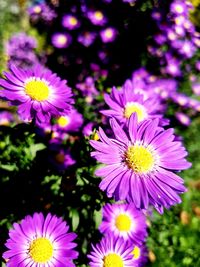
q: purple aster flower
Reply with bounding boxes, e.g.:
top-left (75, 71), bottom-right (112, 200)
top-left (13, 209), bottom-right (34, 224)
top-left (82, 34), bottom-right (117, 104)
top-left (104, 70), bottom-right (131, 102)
top-left (163, 56), bottom-right (182, 77)
top-left (53, 108), bottom-right (83, 133)
top-left (0, 64), bottom-right (74, 126)
top-left (90, 114), bottom-right (191, 213)
top-left (170, 93), bottom-right (190, 107)
top-left (5, 32), bottom-right (38, 69)
top-left (62, 14), bottom-right (80, 30)
top-left (87, 10), bottom-right (107, 26)
top-left (77, 31), bottom-right (96, 47)
top-left (0, 111), bottom-right (14, 126)
top-left (170, 1), bottom-right (187, 16)
top-left (3, 212), bottom-right (78, 267)
top-left (99, 203), bottom-right (147, 244)
top-left (100, 27), bottom-right (117, 43)
top-left (83, 122), bottom-right (95, 137)
top-left (101, 83), bottom-right (166, 126)
top-left (192, 82), bottom-right (200, 96)
top-left (51, 33), bottom-right (72, 49)
top-left (76, 76), bottom-right (98, 97)
top-left (175, 112), bottom-right (191, 126)
top-left (131, 243), bottom-right (148, 267)
top-left (88, 235), bottom-right (137, 267)
top-left (28, 3), bottom-right (56, 23)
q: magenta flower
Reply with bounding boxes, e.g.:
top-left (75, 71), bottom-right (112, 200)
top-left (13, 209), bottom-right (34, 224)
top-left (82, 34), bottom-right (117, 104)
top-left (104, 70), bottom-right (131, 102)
top-left (51, 33), bottom-right (72, 49)
top-left (101, 83), bottom-right (166, 126)
top-left (0, 64), bottom-right (74, 125)
top-left (3, 212), bottom-right (78, 267)
top-left (87, 10), bottom-right (107, 26)
top-left (90, 114), bottom-right (191, 213)
top-left (88, 235), bottom-right (136, 267)
top-left (62, 14), bottom-right (80, 30)
top-left (99, 203), bottom-right (147, 243)
top-left (100, 27), bottom-right (117, 43)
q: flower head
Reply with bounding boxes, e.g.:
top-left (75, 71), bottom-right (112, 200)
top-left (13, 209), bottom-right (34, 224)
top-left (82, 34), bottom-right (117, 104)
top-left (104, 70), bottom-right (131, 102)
top-left (90, 114), bottom-right (191, 213)
top-left (99, 203), bottom-right (147, 243)
top-left (87, 10), bottom-right (107, 26)
top-left (0, 64), bottom-right (74, 126)
top-left (88, 235), bottom-right (137, 267)
top-left (51, 33), bottom-right (72, 48)
top-left (62, 14), bottom-right (80, 30)
top-left (100, 27), bottom-right (117, 43)
top-left (131, 243), bottom-right (148, 267)
top-left (3, 212), bottom-right (78, 267)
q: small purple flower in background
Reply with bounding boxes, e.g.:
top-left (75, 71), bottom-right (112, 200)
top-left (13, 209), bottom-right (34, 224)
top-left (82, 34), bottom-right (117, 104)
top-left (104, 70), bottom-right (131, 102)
top-left (87, 10), bottom-right (107, 26)
top-left (83, 122), bottom-right (95, 137)
top-left (76, 76), bottom-right (98, 99)
top-left (77, 31), bottom-right (96, 47)
top-left (90, 114), bottom-right (191, 213)
top-left (0, 111), bottom-right (14, 126)
top-left (0, 64), bottom-right (74, 126)
top-left (3, 212), bottom-right (78, 267)
top-left (28, 2), bottom-right (57, 23)
top-left (51, 33), bottom-right (72, 49)
top-left (53, 108), bottom-right (83, 133)
top-left (192, 82), bottom-right (200, 96)
top-left (170, 1), bottom-right (187, 16)
top-left (100, 27), bottom-right (117, 43)
top-left (175, 112), bottom-right (191, 127)
top-left (131, 243), bottom-right (148, 267)
top-left (5, 32), bottom-right (38, 69)
top-left (99, 203), bottom-right (147, 243)
top-left (88, 235), bottom-right (137, 266)
top-left (62, 14), bottom-right (80, 30)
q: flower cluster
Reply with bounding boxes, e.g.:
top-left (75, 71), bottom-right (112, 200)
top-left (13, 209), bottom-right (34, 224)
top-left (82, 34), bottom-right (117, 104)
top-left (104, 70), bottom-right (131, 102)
top-left (149, 0), bottom-right (199, 77)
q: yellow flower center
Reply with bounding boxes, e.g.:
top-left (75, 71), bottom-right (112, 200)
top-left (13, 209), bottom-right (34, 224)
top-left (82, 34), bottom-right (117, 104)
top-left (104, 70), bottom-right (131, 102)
top-left (25, 80), bottom-right (49, 101)
top-left (57, 35), bottom-right (67, 45)
top-left (175, 5), bottom-right (184, 13)
top-left (33, 6), bottom-right (42, 13)
top-left (95, 11), bottom-right (103, 20)
top-left (132, 246), bottom-right (141, 260)
top-left (103, 253), bottom-right (123, 267)
top-left (105, 29), bottom-right (113, 38)
top-left (29, 237), bottom-right (53, 263)
top-left (124, 102), bottom-right (147, 122)
top-left (125, 145), bottom-right (155, 174)
top-left (57, 116), bottom-right (70, 127)
top-left (69, 17), bottom-right (78, 26)
top-left (115, 214), bottom-right (132, 231)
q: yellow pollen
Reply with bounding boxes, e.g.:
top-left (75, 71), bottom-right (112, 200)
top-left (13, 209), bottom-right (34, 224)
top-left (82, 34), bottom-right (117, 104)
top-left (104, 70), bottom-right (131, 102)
top-left (69, 17), bottom-right (78, 25)
top-left (175, 5), bottom-right (184, 13)
top-left (132, 246), bottom-right (141, 260)
top-left (33, 6), bottom-right (42, 13)
top-left (25, 80), bottom-right (49, 101)
top-left (57, 116), bottom-right (70, 127)
top-left (125, 145), bottom-right (155, 174)
top-left (103, 253), bottom-right (123, 267)
top-left (57, 35), bottom-right (67, 45)
top-left (124, 102), bottom-right (147, 122)
top-left (115, 214), bottom-right (132, 231)
top-left (29, 237), bottom-right (53, 263)
top-left (105, 29), bottom-right (113, 38)
top-left (95, 11), bottom-right (103, 20)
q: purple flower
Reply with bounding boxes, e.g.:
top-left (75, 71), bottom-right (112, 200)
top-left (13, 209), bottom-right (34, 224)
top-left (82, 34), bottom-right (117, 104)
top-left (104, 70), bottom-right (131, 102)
top-left (175, 112), bottom-right (191, 126)
top-left (170, 1), bottom-right (188, 16)
top-left (3, 212), bottom-right (78, 267)
top-left (90, 114), bottom-right (191, 213)
top-left (101, 83), bottom-right (166, 126)
top-left (83, 122), bottom-right (95, 136)
top-left (53, 108), bottom-right (83, 133)
top-left (0, 64), bottom-right (74, 126)
top-left (62, 14), bottom-right (80, 30)
top-left (88, 235), bottom-right (137, 267)
top-left (99, 203), bottom-right (147, 243)
top-left (192, 82), bottom-right (200, 96)
top-left (51, 33), bottom-right (72, 49)
top-left (0, 111), bottom-right (14, 126)
top-left (100, 27), bottom-right (117, 43)
top-left (5, 32), bottom-right (38, 69)
top-left (87, 10), bottom-right (107, 26)
top-left (77, 31), bottom-right (96, 47)
top-left (28, 3), bottom-right (56, 23)
top-left (131, 243), bottom-right (148, 267)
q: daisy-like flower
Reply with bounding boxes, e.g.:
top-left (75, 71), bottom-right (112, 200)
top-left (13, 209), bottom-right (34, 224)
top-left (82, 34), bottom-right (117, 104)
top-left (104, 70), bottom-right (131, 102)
top-left (88, 235), bottom-right (136, 267)
top-left (51, 33), bottom-right (72, 49)
top-left (99, 203), bottom-right (147, 244)
top-left (53, 108), bottom-right (83, 133)
top-left (101, 83), bottom-right (166, 126)
top-left (62, 14), bottom-right (80, 30)
top-left (0, 64), bottom-right (74, 125)
top-left (100, 27), bottom-right (117, 43)
top-left (131, 243), bottom-right (148, 267)
top-left (3, 212), bottom-right (78, 267)
top-left (87, 10), bottom-right (107, 26)
top-left (90, 114), bottom-right (191, 213)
